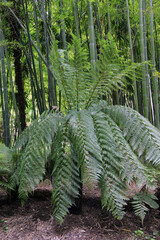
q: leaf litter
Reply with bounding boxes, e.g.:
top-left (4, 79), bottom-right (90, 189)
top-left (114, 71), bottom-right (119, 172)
top-left (0, 180), bottom-right (160, 240)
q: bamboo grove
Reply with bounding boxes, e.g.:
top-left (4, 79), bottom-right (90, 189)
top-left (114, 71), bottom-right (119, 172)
top-left (0, 0), bottom-right (160, 223)
top-left (0, 0), bottom-right (160, 144)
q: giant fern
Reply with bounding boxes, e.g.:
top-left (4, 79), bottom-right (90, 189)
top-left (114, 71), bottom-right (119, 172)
top-left (1, 35), bottom-right (160, 224)
top-left (0, 105), bottom-right (158, 223)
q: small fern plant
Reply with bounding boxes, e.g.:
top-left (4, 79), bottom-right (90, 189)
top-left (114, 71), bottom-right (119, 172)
top-left (0, 35), bottom-right (160, 224)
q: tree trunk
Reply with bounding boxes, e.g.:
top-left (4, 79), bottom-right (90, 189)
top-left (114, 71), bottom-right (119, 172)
top-left (12, 0), bottom-right (26, 131)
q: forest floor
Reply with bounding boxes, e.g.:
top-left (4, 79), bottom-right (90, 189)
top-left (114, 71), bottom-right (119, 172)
top-left (0, 180), bottom-right (160, 240)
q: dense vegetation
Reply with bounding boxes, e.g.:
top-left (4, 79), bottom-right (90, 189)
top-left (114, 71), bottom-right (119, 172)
top-left (0, 0), bottom-right (160, 224)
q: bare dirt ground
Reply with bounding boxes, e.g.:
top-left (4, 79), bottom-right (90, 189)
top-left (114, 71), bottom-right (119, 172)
top-left (0, 181), bottom-right (160, 240)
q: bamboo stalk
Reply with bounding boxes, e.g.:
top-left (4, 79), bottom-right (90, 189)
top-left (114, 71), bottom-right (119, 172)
top-left (139, 0), bottom-right (148, 118)
top-left (149, 0), bottom-right (159, 128)
top-left (142, 0), bottom-right (151, 119)
top-left (0, 69), bottom-right (6, 142)
top-left (4, 42), bottom-right (21, 134)
top-left (60, 0), bottom-right (67, 51)
top-left (0, 15), bottom-right (10, 146)
top-left (93, 0), bottom-right (102, 40)
top-left (107, 0), bottom-right (112, 35)
top-left (88, 1), bottom-right (97, 68)
top-left (33, 0), bottom-right (46, 112)
top-left (126, 0), bottom-right (139, 112)
top-left (41, 0), bottom-right (57, 107)
top-left (4, 0), bottom-right (56, 86)
top-left (73, 0), bottom-right (80, 37)
top-left (22, 0), bottom-right (44, 114)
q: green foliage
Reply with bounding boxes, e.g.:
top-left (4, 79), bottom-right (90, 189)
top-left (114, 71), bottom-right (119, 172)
top-left (50, 35), bottom-right (91, 110)
top-left (10, 110), bottom-right (60, 202)
top-left (133, 228), bottom-right (159, 240)
top-left (52, 119), bottom-right (81, 223)
top-left (0, 143), bottom-right (12, 189)
top-left (91, 110), bottom-right (128, 219)
top-left (50, 34), bottom-right (144, 110)
top-left (132, 191), bottom-right (158, 223)
top-left (104, 105), bottom-right (160, 167)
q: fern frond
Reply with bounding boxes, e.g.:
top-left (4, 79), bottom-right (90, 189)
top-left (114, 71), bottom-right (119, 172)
top-left (85, 37), bottom-right (143, 108)
top-left (10, 112), bottom-right (59, 202)
top-left (50, 38), bottom-right (73, 109)
top-left (68, 110), bottom-right (102, 182)
top-left (132, 191), bottom-right (159, 223)
top-left (51, 35), bottom-right (91, 110)
top-left (91, 111), bottom-right (128, 219)
top-left (68, 35), bottom-right (91, 110)
top-left (52, 120), bottom-right (81, 223)
top-left (105, 105), bottom-right (160, 167)
top-left (102, 113), bottom-right (155, 188)
top-left (13, 110), bottom-right (51, 151)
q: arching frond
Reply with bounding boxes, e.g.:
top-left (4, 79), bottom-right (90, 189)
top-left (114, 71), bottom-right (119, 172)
top-left (92, 103), bottom-right (159, 221)
top-left (13, 110), bottom-right (51, 151)
top-left (52, 120), bottom-right (81, 224)
top-left (10, 112), bottom-right (59, 202)
top-left (68, 110), bottom-right (102, 181)
top-left (85, 37), bottom-right (143, 108)
top-left (50, 33), bottom-right (144, 111)
top-left (51, 35), bottom-right (91, 110)
top-left (50, 38), bottom-right (73, 109)
top-left (68, 35), bottom-right (91, 110)
top-left (104, 105), bottom-right (160, 167)
top-left (102, 113), bottom-right (154, 187)
top-left (91, 111), bottom-right (128, 219)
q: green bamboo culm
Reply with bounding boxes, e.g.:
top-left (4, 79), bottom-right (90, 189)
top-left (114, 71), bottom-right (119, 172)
top-left (0, 14), bottom-right (10, 147)
top-left (60, 0), bottom-right (67, 51)
top-left (32, 0), bottom-right (46, 112)
top-left (59, 0), bottom-right (68, 110)
top-left (142, 0), bottom-right (152, 122)
top-left (4, 44), bottom-right (21, 135)
top-left (22, 0), bottom-right (43, 115)
top-left (41, 0), bottom-right (57, 108)
top-left (93, 0), bottom-right (102, 40)
top-left (73, 0), bottom-right (80, 38)
top-left (88, 1), bottom-right (97, 68)
top-left (3, 0), bottom-right (57, 101)
top-left (139, 0), bottom-right (148, 119)
top-left (149, 0), bottom-right (159, 128)
top-left (126, 0), bottom-right (138, 112)
top-left (107, 0), bottom-right (112, 35)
